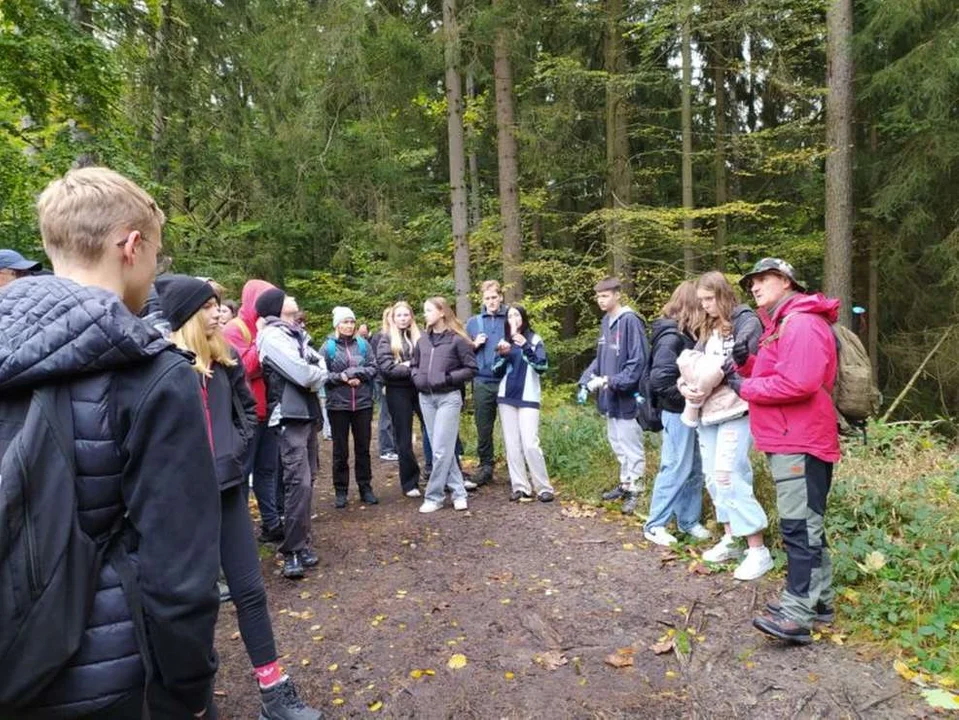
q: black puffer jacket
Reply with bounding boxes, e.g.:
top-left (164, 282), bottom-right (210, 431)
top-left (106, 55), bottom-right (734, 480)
top-left (411, 330), bottom-right (477, 394)
top-left (204, 351), bottom-right (257, 491)
top-left (0, 276), bottom-right (221, 717)
top-left (375, 332), bottom-right (416, 388)
top-left (323, 335), bottom-right (378, 411)
top-left (648, 318), bottom-right (696, 414)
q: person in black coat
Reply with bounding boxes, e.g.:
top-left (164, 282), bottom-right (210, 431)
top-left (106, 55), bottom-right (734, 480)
top-left (643, 281), bottom-right (711, 547)
top-left (158, 275), bottom-right (322, 720)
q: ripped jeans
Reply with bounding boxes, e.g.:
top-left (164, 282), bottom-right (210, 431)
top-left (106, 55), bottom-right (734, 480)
top-left (698, 414), bottom-right (767, 537)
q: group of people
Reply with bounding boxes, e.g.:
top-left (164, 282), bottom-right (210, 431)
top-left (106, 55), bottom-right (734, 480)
top-left (577, 266), bottom-right (840, 647)
top-left (0, 165), bottom-right (840, 719)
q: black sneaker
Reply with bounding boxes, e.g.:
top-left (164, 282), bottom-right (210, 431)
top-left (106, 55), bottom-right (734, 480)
top-left (259, 677), bottom-right (323, 720)
top-left (621, 491), bottom-right (640, 514)
top-left (360, 488), bottom-right (379, 505)
top-left (298, 549), bottom-right (319, 568)
top-left (473, 465), bottom-right (493, 487)
top-left (766, 599), bottom-right (835, 624)
top-left (510, 490), bottom-right (532, 502)
top-left (601, 485), bottom-right (627, 501)
top-left (752, 613), bottom-right (812, 645)
top-left (538, 491), bottom-right (555, 503)
top-left (334, 492), bottom-right (347, 509)
top-left (282, 553), bottom-right (305, 580)
top-left (259, 524), bottom-right (284, 544)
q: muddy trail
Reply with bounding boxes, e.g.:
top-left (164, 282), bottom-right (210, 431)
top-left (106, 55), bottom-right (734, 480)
top-left (214, 442), bottom-right (923, 719)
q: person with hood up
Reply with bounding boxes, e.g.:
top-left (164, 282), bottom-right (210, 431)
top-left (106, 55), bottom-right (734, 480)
top-left (680, 271), bottom-right (771, 581)
top-left (643, 281), bottom-right (711, 546)
top-left (257, 290), bottom-right (327, 580)
top-left (323, 306), bottom-right (379, 508)
top-left (577, 276), bottom-right (650, 515)
top-left (730, 258), bottom-right (841, 646)
top-left (0, 167), bottom-right (220, 717)
top-left (224, 279), bottom-right (284, 543)
top-left (157, 275), bottom-right (323, 720)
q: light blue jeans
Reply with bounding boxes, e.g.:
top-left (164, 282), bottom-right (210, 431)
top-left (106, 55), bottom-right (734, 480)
top-left (419, 390), bottom-right (467, 504)
top-left (698, 414), bottom-right (768, 537)
top-left (644, 410), bottom-right (704, 533)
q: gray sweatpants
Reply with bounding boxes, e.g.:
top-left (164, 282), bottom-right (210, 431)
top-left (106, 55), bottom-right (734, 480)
top-left (419, 390), bottom-right (467, 504)
top-left (278, 421), bottom-right (313, 555)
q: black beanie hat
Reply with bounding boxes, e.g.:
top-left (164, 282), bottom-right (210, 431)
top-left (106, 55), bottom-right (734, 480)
top-left (255, 287), bottom-right (286, 319)
top-left (154, 274), bottom-right (218, 331)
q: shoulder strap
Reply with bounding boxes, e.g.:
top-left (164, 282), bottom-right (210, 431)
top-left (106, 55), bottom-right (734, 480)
top-left (326, 338), bottom-right (337, 362)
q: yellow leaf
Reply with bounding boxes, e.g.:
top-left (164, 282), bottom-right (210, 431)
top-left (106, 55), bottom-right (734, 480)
top-left (299, 591), bottom-right (312, 599)
top-left (301, 659), bottom-right (310, 666)
top-left (504, 672), bottom-right (515, 680)
top-left (332, 684), bottom-right (342, 693)
top-left (332, 698), bottom-right (345, 706)
top-left (368, 701), bottom-right (383, 712)
top-left (665, 670), bottom-right (677, 679)
top-left (409, 670), bottom-right (423, 679)
top-left (310, 624), bottom-right (322, 631)
top-left (811, 633), bottom-right (822, 641)
top-left (830, 634), bottom-right (845, 646)
top-left (447, 653), bottom-right (468, 670)
top-left (500, 598), bottom-right (511, 605)
top-left (894, 658), bottom-right (917, 683)
top-left (327, 663), bottom-right (338, 672)
top-left (230, 631), bottom-right (240, 641)
top-left (348, 645), bottom-right (362, 655)
top-left (622, 543), bottom-right (635, 551)
top-left (312, 635), bottom-right (325, 641)
top-left (424, 669), bottom-right (436, 676)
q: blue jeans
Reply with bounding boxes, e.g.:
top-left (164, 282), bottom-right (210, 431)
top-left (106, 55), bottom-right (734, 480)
top-left (419, 390), bottom-right (467, 503)
top-left (644, 410), bottom-right (704, 533)
top-left (698, 414), bottom-right (768, 537)
top-left (246, 421), bottom-right (280, 531)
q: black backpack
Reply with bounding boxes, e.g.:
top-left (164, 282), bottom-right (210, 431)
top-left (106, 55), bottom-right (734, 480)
top-left (635, 339), bottom-right (663, 433)
top-left (0, 385), bottom-right (151, 710)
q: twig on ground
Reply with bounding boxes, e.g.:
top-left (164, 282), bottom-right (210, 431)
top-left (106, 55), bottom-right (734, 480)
top-left (684, 599), bottom-right (699, 627)
top-left (856, 688), bottom-right (903, 714)
top-left (749, 585), bottom-right (758, 612)
top-left (841, 685), bottom-right (863, 720)
top-left (789, 690), bottom-right (817, 720)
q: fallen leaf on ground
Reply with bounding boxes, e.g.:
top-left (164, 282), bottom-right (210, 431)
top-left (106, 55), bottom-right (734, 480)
top-left (368, 701), bottom-right (383, 712)
top-left (331, 698), bottom-right (345, 706)
top-left (447, 653), bottom-right (468, 670)
top-left (504, 671), bottom-right (515, 680)
top-left (622, 542), bottom-right (635, 551)
top-left (327, 663), bottom-right (338, 672)
top-left (921, 688), bottom-right (959, 710)
top-left (213, 690), bottom-right (226, 698)
top-left (533, 650), bottom-right (568, 670)
top-left (230, 631), bottom-right (240, 641)
top-left (688, 561), bottom-right (713, 575)
top-left (604, 648), bottom-right (635, 668)
top-left (650, 638), bottom-right (675, 655)
top-left (301, 659), bottom-right (310, 666)
top-left (348, 645), bottom-right (362, 655)
top-left (299, 591), bottom-right (312, 599)
top-left (659, 551), bottom-right (680, 564)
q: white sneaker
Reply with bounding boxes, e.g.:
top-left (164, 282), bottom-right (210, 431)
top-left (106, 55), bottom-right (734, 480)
top-left (380, 453), bottom-right (399, 461)
top-left (701, 534), bottom-right (743, 563)
top-left (453, 497), bottom-right (468, 511)
top-left (463, 480), bottom-right (478, 490)
top-left (405, 488), bottom-right (422, 498)
top-left (733, 546), bottom-right (774, 580)
top-left (684, 523), bottom-right (712, 541)
top-left (644, 526), bottom-right (678, 546)
top-left (418, 500), bottom-right (443, 514)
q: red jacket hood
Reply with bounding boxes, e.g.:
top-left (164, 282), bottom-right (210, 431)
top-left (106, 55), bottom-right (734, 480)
top-left (238, 279), bottom-right (277, 332)
top-left (760, 292), bottom-right (840, 329)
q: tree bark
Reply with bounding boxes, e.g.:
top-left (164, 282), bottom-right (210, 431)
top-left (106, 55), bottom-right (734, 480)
top-left (151, 0), bottom-right (173, 185)
top-left (680, 0), bottom-right (696, 274)
top-left (444, 0), bottom-right (472, 320)
top-left (466, 71), bottom-right (482, 232)
top-left (605, 0), bottom-right (632, 291)
top-left (711, 30), bottom-right (728, 270)
top-left (493, 0), bottom-right (524, 302)
top-left (824, 0), bottom-right (855, 328)
top-left (868, 124), bottom-right (879, 383)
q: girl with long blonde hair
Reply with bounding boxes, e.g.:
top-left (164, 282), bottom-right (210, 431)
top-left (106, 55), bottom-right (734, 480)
top-left (410, 297), bottom-right (477, 513)
top-left (376, 301), bottom-right (428, 497)
top-left (156, 274), bottom-right (320, 717)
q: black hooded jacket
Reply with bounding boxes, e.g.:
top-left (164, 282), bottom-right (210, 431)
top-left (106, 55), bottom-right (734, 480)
top-left (0, 276), bottom-right (221, 716)
top-left (648, 318), bottom-right (696, 414)
top-left (204, 351), bottom-right (257, 491)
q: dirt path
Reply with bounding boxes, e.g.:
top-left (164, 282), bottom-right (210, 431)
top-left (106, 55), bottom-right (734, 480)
top-left (214, 449), bottom-right (923, 719)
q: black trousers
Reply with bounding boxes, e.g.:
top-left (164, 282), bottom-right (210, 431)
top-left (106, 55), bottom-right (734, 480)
top-left (329, 407), bottom-right (373, 494)
top-left (385, 385), bottom-right (423, 492)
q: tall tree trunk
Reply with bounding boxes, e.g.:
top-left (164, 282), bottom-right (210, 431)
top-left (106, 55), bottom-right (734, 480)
top-left (680, 0), bottom-right (696, 274)
top-left (151, 0), bottom-right (173, 185)
top-left (605, 0), bottom-right (632, 291)
top-left (493, 1), bottom-right (524, 302)
top-left (824, 0), bottom-right (854, 328)
top-left (64, 0), bottom-right (96, 165)
top-left (867, 124), bottom-right (879, 383)
top-left (444, 0), bottom-right (472, 320)
top-left (466, 71), bottom-right (482, 232)
top-left (712, 33), bottom-right (728, 270)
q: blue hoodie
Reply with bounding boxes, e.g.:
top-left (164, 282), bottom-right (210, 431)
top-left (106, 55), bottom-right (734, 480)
top-left (491, 332), bottom-right (548, 408)
top-left (578, 306), bottom-right (650, 420)
top-left (466, 303), bottom-right (509, 384)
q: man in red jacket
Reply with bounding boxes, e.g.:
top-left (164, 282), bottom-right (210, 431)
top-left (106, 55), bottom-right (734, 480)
top-left (727, 258), bottom-right (840, 646)
top-left (224, 279), bottom-right (284, 542)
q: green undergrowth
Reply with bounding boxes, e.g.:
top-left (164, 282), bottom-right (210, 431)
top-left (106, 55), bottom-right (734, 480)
top-left (525, 386), bottom-right (959, 682)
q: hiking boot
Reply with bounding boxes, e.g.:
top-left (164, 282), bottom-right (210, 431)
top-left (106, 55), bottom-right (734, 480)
top-left (734, 546), bottom-right (774, 580)
top-left (360, 488), bottom-right (379, 505)
top-left (297, 549), bottom-right (319, 568)
top-left (463, 479), bottom-right (479, 491)
top-left (259, 524), bottom-right (284, 544)
top-left (766, 599), bottom-right (835, 624)
top-left (701, 534), bottom-right (743, 563)
top-left (334, 492), bottom-right (347, 509)
top-left (621, 492), bottom-right (640, 515)
top-left (259, 676), bottom-right (323, 720)
top-left (282, 553), bottom-right (305, 580)
top-left (682, 523), bottom-right (711, 542)
top-left (752, 613), bottom-right (812, 645)
top-left (538, 491), bottom-right (555, 503)
top-left (601, 485), bottom-right (627, 501)
top-left (644, 526), bottom-right (678, 547)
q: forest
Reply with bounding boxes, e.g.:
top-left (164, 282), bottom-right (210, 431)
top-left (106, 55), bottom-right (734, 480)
top-left (1, 0), bottom-right (957, 417)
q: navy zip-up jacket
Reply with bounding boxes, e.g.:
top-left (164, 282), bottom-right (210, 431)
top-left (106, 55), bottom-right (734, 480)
top-left (491, 332), bottom-right (548, 409)
top-left (465, 304), bottom-right (509, 384)
top-left (578, 306), bottom-right (650, 420)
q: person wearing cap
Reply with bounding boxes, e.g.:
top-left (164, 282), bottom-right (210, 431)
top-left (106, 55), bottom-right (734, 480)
top-left (0, 249), bottom-right (41, 290)
top-left (726, 258), bottom-right (840, 645)
top-left (577, 276), bottom-right (651, 515)
top-left (157, 275), bottom-right (323, 719)
top-left (323, 305), bottom-right (379, 508)
top-left (256, 290), bottom-right (328, 581)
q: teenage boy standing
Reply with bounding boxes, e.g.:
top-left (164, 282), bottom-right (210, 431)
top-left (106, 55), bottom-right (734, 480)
top-left (578, 276), bottom-right (650, 514)
top-left (465, 280), bottom-right (509, 487)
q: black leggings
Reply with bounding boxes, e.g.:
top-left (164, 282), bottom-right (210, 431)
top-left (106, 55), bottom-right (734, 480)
top-left (385, 385), bottom-right (423, 492)
top-left (221, 484), bottom-right (277, 667)
top-left (329, 407), bottom-right (373, 493)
